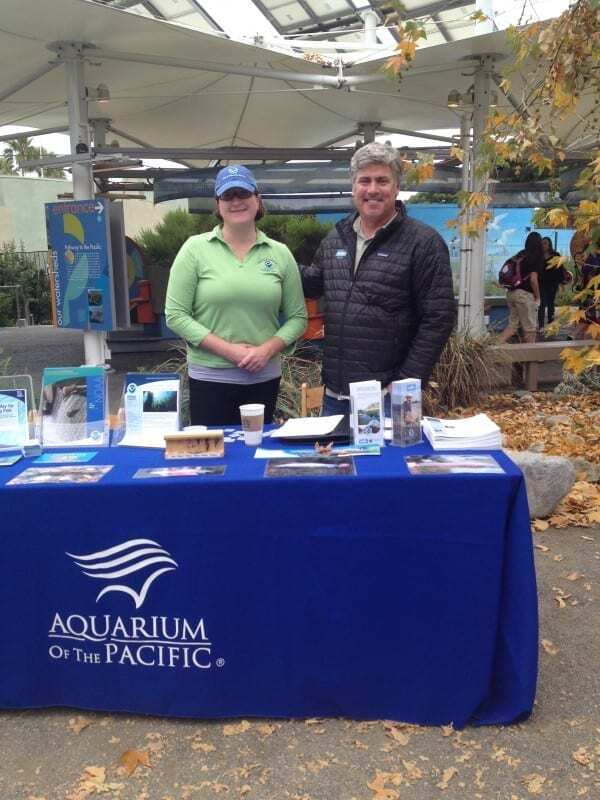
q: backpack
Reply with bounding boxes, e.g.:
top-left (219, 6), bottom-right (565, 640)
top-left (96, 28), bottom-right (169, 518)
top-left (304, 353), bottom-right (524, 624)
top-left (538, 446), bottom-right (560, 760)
top-left (498, 254), bottom-right (529, 290)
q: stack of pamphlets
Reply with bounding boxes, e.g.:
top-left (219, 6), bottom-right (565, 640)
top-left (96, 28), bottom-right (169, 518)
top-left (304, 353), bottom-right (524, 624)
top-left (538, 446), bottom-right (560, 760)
top-left (422, 413), bottom-right (502, 451)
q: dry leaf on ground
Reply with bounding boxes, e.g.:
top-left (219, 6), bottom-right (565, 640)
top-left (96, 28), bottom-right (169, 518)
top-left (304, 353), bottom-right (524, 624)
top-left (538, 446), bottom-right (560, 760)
top-left (521, 773), bottom-right (547, 795)
top-left (119, 749), bottom-right (151, 776)
top-left (542, 639), bottom-right (560, 655)
top-left (68, 716), bottom-right (91, 735)
top-left (223, 720), bottom-right (251, 736)
top-left (436, 767), bottom-right (458, 789)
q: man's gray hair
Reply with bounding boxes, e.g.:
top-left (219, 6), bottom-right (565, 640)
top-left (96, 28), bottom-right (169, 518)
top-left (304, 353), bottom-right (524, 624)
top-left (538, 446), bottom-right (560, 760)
top-left (350, 142), bottom-right (403, 185)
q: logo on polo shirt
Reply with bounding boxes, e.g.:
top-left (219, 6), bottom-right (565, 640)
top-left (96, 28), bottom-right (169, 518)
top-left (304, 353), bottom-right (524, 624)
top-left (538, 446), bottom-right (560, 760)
top-left (262, 258), bottom-right (275, 272)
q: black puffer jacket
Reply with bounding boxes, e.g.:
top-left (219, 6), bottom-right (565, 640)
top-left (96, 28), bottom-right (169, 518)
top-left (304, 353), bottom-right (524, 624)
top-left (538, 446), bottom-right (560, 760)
top-left (302, 205), bottom-right (455, 394)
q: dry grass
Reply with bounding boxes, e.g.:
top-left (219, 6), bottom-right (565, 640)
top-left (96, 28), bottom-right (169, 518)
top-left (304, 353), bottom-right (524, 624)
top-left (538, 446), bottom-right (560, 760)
top-left (424, 332), bottom-right (508, 414)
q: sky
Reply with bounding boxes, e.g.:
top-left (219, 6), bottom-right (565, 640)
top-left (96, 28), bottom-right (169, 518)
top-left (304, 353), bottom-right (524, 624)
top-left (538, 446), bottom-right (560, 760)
top-left (0, 0), bottom-right (573, 170)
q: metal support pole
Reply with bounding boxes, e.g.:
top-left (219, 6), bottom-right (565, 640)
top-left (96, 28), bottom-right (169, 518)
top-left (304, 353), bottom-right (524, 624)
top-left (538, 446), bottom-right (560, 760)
top-left (360, 9), bottom-right (379, 45)
top-left (457, 113), bottom-right (472, 333)
top-left (465, 56), bottom-right (493, 338)
top-left (359, 122), bottom-right (379, 144)
top-left (62, 44), bottom-right (109, 366)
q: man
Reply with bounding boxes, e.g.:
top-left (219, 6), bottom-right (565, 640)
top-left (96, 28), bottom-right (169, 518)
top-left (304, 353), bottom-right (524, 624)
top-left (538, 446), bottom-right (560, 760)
top-left (301, 141), bottom-right (455, 415)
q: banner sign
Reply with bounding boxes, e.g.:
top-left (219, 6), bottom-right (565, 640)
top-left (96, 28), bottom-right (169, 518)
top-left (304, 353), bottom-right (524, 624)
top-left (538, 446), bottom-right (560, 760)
top-left (46, 199), bottom-right (116, 331)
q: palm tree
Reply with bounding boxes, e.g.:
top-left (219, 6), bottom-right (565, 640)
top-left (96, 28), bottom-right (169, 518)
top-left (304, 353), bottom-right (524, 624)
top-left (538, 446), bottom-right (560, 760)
top-left (2, 137), bottom-right (64, 178)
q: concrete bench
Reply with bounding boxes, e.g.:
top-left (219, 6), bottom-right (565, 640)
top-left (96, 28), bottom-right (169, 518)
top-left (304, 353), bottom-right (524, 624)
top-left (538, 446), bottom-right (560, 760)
top-left (490, 340), bottom-right (589, 391)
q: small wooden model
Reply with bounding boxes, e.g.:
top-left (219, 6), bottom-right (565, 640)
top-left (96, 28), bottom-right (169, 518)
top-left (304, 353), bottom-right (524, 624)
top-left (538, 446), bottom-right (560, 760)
top-left (164, 430), bottom-right (224, 459)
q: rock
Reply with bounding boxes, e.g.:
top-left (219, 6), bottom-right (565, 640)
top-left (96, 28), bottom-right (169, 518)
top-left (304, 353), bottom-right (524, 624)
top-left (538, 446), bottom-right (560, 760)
top-left (513, 391), bottom-right (535, 401)
top-left (542, 414), bottom-right (571, 427)
top-left (565, 433), bottom-right (586, 447)
top-left (504, 450), bottom-right (576, 518)
top-left (570, 457), bottom-right (600, 483)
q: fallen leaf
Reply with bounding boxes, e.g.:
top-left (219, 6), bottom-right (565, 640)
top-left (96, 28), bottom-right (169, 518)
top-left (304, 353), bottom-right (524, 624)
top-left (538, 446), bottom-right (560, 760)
top-left (566, 572), bottom-right (584, 581)
top-left (534, 544), bottom-right (550, 552)
top-left (521, 773), bottom-right (547, 794)
top-left (119, 749), bottom-right (151, 776)
top-left (192, 740), bottom-right (216, 753)
top-left (68, 716), bottom-right (91, 735)
top-left (256, 724), bottom-right (276, 737)
top-left (533, 519), bottom-right (549, 531)
top-left (542, 639), bottom-right (559, 655)
top-left (223, 720), bottom-right (251, 736)
top-left (437, 767), bottom-right (458, 789)
top-left (572, 746), bottom-right (593, 767)
top-left (440, 724), bottom-right (454, 736)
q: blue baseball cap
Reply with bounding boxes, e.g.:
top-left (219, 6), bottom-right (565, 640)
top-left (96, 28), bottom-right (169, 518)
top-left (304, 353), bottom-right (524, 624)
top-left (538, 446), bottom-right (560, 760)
top-left (215, 165), bottom-right (257, 197)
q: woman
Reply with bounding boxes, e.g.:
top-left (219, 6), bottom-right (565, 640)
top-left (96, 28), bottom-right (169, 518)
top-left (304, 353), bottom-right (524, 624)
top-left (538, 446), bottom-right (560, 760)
top-left (499, 231), bottom-right (543, 343)
top-left (538, 236), bottom-right (570, 330)
top-left (165, 165), bottom-right (307, 425)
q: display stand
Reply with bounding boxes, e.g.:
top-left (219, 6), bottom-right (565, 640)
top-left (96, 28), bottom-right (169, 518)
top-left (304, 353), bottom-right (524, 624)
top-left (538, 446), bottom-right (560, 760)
top-left (0, 374), bottom-right (34, 450)
top-left (113, 372), bottom-right (181, 448)
top-left (39, 367), bottom-right (108, 448)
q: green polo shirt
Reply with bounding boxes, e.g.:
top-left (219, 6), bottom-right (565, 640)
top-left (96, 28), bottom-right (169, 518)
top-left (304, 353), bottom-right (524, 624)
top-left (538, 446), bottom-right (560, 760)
top-left (165, 226), bottom-right (307, 369)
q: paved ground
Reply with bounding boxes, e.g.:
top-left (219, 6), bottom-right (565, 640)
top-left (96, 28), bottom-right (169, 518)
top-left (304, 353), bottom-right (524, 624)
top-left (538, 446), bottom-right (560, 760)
top-left (1, 525), bottom-right (599, 800)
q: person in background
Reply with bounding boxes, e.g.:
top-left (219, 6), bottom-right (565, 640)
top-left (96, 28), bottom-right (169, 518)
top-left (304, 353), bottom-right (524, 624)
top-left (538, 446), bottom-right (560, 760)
top-left (574, 242), bottom-right (600, 339)
top-left (165, 165), bottom-right (307, 425)
top-left (538, 236), bottom-right (571, 331)
top-left (499, 231), bottom-right (543, 343)
top-left (301, 141), bottom-right (455, 416)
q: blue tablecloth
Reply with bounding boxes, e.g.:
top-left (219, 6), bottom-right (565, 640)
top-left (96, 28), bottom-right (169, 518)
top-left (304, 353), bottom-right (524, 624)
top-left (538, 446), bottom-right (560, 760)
top-left (0, 433), bottom-right (538, 727)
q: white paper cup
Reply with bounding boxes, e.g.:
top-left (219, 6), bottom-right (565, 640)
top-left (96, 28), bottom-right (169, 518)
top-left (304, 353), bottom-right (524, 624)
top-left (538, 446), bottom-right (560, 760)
top-left (239, 403), bottom-right (265, 446)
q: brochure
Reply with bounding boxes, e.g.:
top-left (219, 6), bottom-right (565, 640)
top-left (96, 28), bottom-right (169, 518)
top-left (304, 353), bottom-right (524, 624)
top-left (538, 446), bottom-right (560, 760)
top-left (349, 380), bottom-right (384, 446)
top-left (33, 451), bottom-right (98, 464)
top-left (8, 465), bottom-right (112, 485)
top-left (40, 367), bottom-right (107, 447)
top-left (405, 454), bottom-right (504, 475)
top-left (0, 453), bottom-right (22, 467)
top-left (0, 389), bottom-right (28, 449)
top-left (133, 466), bottom-right (226, 479)
top-left (390, 379), bottom-right (422, 447)
top-left (118, 373), bottom-right (181, 448)
top-left (265, 456), bottom-right (356, 477)
top-left (422, 414), bottom-right (502, 451)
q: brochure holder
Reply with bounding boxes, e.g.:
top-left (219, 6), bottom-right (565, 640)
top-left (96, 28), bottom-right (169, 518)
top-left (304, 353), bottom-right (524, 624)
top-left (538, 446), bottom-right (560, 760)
top-left (114, 372), bottom-right (181, 448)
top-left (0, 374), bottom-right (34, 450)
top-left (39, 367), bottom-right (109, 448)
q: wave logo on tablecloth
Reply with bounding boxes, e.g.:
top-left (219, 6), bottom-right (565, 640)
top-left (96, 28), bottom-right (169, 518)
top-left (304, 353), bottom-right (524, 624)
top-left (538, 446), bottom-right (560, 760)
top-left (66, 539), bottom-right (178, 609)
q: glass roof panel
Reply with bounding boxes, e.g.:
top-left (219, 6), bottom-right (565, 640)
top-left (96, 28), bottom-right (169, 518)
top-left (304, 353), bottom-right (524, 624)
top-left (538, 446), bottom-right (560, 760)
top-left (266, 3), bottom-right (312, 26)
top-left (305, 0), bottom-right (354, 15)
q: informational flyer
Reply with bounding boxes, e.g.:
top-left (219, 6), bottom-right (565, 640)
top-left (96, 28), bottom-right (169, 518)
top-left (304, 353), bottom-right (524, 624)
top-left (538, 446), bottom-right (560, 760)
top-left (405, 454), bottom-right (504, 475)
top-left (8, 465), bottom-right (112, 486)
top-left (40, 367), bottom-right (107, 448)
top-left (46, 198), bottom-right (117, 331)
top-left (33, 451), bottom-right (98, 464)
top-left (133, 466), bottom-right (226, 479)
top-left (0, 389), bottom-right (28, 449)
top-left (118, 373), bottom-right (181, 448)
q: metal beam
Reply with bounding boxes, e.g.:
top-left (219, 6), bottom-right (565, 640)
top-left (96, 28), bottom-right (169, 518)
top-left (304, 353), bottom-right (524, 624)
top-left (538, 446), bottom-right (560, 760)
top-left (379, 125), bottom-right (456, 144)
top-left (90, 46), bottom-right (378, 87)
top-left (95, 146), bottom-right (354, 161)
top-left (0, 125), bottom-right (68, 143)
top-left (0, 62), bottom-right (60, 103)
top-left (106, 124), bottom-right (195, 169)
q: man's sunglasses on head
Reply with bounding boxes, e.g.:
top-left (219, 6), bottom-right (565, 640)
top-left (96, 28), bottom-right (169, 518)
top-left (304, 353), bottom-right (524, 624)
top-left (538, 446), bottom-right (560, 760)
top-left (218, 188), bottom-right (254, 202)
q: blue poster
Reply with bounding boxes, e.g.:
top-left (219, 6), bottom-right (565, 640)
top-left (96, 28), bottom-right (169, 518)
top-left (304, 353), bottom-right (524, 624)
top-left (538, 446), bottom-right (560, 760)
top-left (46, 199), bottom-right (116, 331)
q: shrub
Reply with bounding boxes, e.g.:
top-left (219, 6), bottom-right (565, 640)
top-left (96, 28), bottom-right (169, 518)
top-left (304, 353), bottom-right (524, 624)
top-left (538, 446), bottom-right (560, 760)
top-left (0, 242), bottom-right (51, 326)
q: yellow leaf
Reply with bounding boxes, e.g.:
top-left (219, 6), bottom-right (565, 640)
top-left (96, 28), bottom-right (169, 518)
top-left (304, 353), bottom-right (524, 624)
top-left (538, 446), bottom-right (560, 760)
top-left (436, 767), bottom-right (458, 789)
top-left (68, 716), bottom-right (91, 735)
top-left (546, 208), bottom-right (570, 228)
top-left (532, 519), bottom-right (549, 531)
top-left (572, 747), bottom-right (593, 766)
top-left (522, 773), bottom-right (547, 794)
top-left (541, 639), bottom-right (559, 655)
top-left (223, 720), bottom-right (251, 736)
top-left (119, 748), bottom-right (151, 776)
